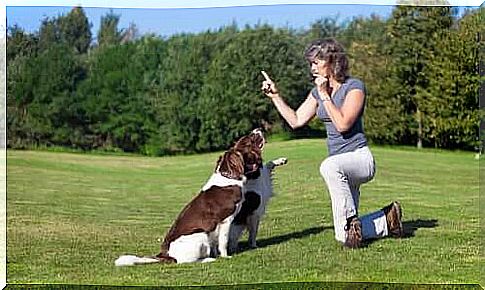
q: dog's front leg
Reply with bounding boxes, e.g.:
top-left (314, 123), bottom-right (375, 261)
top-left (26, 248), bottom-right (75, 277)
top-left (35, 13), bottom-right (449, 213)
top-left (247, 215), bottom-right (260, 248)
top-left (218, 217), bottom-right (233, 258)
top-left (228, 223), bottom-right (245, 254)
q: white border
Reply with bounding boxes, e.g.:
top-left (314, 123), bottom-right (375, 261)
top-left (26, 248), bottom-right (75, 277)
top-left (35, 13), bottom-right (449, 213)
top-left (4, 0), bottom-right (484, 8)
top-left (1, 1), bottom-right (5, 288)
top-left (0, 1), bottom-right (482, 289)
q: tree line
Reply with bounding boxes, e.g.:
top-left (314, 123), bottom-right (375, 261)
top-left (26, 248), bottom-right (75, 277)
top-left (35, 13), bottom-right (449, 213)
top-left (6, 6), bottom-right (483, 155)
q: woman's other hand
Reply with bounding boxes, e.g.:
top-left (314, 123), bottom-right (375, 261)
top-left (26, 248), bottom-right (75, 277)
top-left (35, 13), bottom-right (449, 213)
top-left (314, 74), bottom-right (331, 100)
top-left (313, 74), bottom-right (328, 90)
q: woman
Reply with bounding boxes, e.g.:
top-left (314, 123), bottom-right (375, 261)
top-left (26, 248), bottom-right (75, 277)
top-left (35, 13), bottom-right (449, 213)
top-left (261, 38), bottom-right (403, 248)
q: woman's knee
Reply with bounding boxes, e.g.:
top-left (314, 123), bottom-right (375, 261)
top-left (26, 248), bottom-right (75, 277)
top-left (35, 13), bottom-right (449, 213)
top-left (320, 158), bottom-right (339, 181)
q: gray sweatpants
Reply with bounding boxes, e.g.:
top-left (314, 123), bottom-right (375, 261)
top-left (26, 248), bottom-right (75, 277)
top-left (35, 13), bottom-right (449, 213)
top-left (319, 146), bottom-right (388, 243)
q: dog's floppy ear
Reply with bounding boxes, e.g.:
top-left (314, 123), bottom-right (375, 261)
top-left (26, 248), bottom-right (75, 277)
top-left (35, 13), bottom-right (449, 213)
top-left (233, 134), bottom-right (248, 150)
top-left (215, 155), bottom-right (223, 172)
top-left (218, 150), bottom-right (244, 179)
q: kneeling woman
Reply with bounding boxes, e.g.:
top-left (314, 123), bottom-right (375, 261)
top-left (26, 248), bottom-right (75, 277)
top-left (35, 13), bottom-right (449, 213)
top-left (261, 38), bottom-right (403, 248)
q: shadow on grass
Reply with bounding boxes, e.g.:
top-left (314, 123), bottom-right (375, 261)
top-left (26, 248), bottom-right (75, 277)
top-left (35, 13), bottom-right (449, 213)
top-left (402, 218), bottom-right (439, 238)
top-left (363, 218), bottom-right (439, 248)
top-left (235, 220), bottom-right (438, 252)
top-left (236, 225), bottom-right (332, 253)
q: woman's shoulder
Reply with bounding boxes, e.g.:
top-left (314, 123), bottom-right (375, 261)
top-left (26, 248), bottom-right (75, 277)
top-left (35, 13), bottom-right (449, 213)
top-left (344, 77), bottom-right (365, 92)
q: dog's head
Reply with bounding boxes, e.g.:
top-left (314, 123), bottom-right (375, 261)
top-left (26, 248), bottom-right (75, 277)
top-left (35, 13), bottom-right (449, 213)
top-left (232, 128), bottom-right (265, 178)
top-left (215, 149), bottom-right (245, 180)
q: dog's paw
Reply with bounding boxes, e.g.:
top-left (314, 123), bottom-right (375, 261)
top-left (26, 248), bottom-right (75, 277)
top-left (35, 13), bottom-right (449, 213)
top-left (272, 157), bottom-right (288, 166)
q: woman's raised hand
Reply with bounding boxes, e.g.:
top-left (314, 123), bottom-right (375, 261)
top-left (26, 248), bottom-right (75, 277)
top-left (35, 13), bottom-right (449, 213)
top-left (261, 71), bottom-right (279, 98)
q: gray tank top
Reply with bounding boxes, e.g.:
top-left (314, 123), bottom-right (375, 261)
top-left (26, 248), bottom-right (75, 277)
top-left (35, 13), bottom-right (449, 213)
top-left (311, 77), bottom-right (368, 156)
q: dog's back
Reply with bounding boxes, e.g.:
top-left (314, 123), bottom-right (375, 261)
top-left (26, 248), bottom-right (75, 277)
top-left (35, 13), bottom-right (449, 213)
top-left (161, 184), bottom-right (243, 253)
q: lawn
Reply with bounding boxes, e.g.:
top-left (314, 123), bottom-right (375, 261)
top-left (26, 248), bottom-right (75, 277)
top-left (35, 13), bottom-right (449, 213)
top-left (6, 139), bottom-right (482, 286)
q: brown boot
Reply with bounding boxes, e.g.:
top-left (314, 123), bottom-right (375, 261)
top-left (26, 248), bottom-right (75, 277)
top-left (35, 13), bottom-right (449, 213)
top-left (344, 216), bottom-right (363, 248)
top-left (382, 201), bottom-right (403, 238)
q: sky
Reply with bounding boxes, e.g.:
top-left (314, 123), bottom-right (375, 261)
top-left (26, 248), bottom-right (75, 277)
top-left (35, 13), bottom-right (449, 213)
top-left (6, 4), bottom-right (397, 39)
top-left (3, 1), bottom-right (482, 39)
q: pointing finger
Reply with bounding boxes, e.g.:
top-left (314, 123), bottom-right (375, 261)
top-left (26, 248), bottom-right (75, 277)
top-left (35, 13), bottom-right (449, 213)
top-left (261, 70), bottom-right (272, 82)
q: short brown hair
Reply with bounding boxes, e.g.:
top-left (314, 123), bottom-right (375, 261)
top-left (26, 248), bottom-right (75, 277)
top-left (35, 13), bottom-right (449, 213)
top-left (304, 38), bottom-right (349, 83)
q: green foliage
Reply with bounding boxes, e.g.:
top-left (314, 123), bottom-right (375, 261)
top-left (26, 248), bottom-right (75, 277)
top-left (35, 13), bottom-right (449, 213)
top-left (36, 6), bottom-right (92, 54)
top-left (343, 15), bottom-right (407, 145)
top-left (387, 6), bottom-right (458, 147)
top-left (97, 10), bottom-right (122, 47)
top-left (37, 17), bottom-right (59, 52)
top-left (6, 5), bottom-right (481, 154)
top-left (77, 42), bottom-right (156, 152)
top-left (196, 25), bottom-right (309, 151)
top-left (58, 6), bottom-right (92, 54)
top-left (420, 7), bottom-right (483, 150)
top-left (7, 43), bottom-right (86, 148)
top-left (306, 17), bottom-right (342, 41)
top-left (6, 25), bottom-right (38, 62)
top-left (152, 32), bottom-right (225, 154)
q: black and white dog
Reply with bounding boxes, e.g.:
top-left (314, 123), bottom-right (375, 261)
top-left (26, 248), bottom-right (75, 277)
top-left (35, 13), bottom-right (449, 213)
top-left (228, 129), bottom-right (287, 253)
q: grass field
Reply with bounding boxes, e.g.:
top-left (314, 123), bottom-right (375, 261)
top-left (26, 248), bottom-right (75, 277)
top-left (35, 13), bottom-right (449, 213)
top-left (6, 139), bottom-right (482, 286)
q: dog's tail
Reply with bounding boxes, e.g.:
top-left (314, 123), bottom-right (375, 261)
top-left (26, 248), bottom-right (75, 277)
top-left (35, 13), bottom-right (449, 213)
top-left (115, 253), bottom-right (176, 266)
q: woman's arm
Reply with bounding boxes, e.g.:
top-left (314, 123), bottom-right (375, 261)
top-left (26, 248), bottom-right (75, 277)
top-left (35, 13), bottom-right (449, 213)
top-left (270, 93), bottom-right (318, 129)
top-left (320, 88), bottom-right (365, 133)
top-left (261, 71), bottom-right (317, 129)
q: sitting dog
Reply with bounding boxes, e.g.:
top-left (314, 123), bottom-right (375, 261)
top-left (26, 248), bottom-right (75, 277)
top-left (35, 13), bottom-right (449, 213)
top-left (228, 129), bottom-right (287, 253)
top-left (115, 137), bottom-right (264, 266)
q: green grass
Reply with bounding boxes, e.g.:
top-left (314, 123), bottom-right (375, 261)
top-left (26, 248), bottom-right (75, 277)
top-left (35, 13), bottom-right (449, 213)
top-left (6, 139), bottom-right (481, 286)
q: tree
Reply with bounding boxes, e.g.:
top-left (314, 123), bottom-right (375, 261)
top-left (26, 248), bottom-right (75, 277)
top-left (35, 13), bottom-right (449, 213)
top-left (343, 15), bottom-right (407, 144)
top-left (305, 17), bottom-right (342, 42)
top-left (58, 6), bottom-right (92, 54)
top-left (196, 25), bottom-right (309, 151)
top-left (387, 5), bottom-right (457, 148)
top-left (421, 7), bottom-right (483, 149)
top-left (127, 36), bottom-right (167, 155)
top-left (7, 43), bottom-right (87, 148)
top-left (121, 22), bottom-right (140, 44)
top-left (148, 30), bottom-right (234, 154)
top-left (6, 25), bottom-right (37, 62)
top-left (77, 41), bottom-right (158, 152)
top-left (97, 10), bottom-right (122, 47)
top-left (38, 17), bottom-right (59, 52)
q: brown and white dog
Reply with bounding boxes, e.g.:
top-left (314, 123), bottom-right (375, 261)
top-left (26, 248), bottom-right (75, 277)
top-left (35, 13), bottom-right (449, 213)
top-left (115, 136), bottom-right (264, 266)
top-left (228, 129), bottom-right (287, 253)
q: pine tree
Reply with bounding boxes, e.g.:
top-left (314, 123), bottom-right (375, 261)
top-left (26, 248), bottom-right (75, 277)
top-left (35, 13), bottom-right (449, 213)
top-left (58, 6), bottom-right (92, 54)
top-left (97, 10), bottom-right (122, 47)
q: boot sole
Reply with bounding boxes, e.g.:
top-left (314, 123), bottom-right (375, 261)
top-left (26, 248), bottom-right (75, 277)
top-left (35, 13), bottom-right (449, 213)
top-left (392, 201), bottom-right (404, 238)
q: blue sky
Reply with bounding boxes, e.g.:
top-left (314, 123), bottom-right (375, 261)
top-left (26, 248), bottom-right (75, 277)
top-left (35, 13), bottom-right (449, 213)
top-left (4, 0), bottom-right (482, 39)
top-left (6, 4), bottom-right (398, 39)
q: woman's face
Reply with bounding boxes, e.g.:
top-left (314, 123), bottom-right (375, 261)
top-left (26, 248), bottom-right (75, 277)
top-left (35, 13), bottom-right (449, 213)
top-left (310, 58), bottom-right (329, 78)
